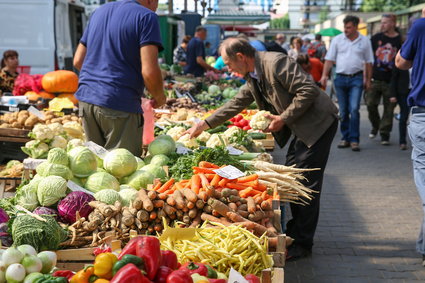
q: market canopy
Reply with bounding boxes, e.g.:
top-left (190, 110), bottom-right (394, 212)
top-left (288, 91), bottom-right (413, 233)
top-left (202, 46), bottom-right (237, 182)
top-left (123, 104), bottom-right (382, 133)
top-left (206, 10), bottom-right (270, 25)
top-left (318, 27), bottom-right (342, 37)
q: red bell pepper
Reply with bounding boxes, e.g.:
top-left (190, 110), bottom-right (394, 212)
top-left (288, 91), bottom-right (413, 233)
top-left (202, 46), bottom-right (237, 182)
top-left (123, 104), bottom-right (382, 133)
top-left (160, 250), bottom-right (179, 270)
top-left (166, 270), bottom-right (193, 283)
top-left (136, 236), bottom-right (161, 280)
top-left (234, 114), bottom-right (243, 122)
top-left (118, 236), bottom-right (143, 260)
top-left (179, 262), bottom-right (208, 276)
top-left (110, 263), bottom-right (151, 283)
top-left (245, 274), bottom-right (260, 283)
top-left (208, 279), bottom-right (227, 283)
top-left (154, 266), bottom-right (173, 283)
top-left (52, 270), bottom-right (75, 280)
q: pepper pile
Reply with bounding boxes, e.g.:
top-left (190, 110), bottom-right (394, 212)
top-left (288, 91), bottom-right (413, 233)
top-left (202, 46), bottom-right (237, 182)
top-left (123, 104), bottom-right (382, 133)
top-left (69, 236), bottom-right (261, 283)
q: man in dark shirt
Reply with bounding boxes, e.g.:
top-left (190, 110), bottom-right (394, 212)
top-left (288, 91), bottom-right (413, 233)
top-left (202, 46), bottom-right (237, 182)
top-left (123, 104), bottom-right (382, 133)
top-left (365, 13), bottom-right (402, 144)
top-left (396, 10), bottom-right (425, 265)
top-left (184, 26), bottom-right (218, 77)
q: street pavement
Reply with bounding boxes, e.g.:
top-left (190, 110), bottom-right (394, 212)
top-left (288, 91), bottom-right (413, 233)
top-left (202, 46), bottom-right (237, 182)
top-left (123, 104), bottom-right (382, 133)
top-left (271, 105), bottom-right (425, 282)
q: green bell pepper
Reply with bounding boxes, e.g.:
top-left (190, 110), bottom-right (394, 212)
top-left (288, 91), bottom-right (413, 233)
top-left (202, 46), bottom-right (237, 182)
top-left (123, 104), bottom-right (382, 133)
top-left (112, 254), bottom-right (143, 275)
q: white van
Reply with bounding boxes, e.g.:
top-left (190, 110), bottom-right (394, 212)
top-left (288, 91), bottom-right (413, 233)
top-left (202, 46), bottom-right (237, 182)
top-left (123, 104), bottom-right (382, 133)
top-left (0, 0), bottom-right (87, 74)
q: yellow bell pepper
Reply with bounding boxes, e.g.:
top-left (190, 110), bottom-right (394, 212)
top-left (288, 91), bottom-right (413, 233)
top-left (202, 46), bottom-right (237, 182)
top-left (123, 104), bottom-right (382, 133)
top-left (93, 279), bottom-right (110, 283)
top-left (94, 253), bottom-right (118, 280)
top-left (70, 266), bottom-right (95, 283)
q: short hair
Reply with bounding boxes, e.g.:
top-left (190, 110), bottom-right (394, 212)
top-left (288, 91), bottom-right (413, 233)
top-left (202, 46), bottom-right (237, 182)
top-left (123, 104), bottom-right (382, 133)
top-left (315, 34), bottom-right (322, 41)
top-left (182, 35), bottom-right (192, 44)
top-left (220, 38), bottom-right (256, 60)
top-left (236, 33), bottom-right (249, 40)
top-left (1, 50), bottom-right (18, 69)
top-left (343, 15), bottom-right (360, 26)
top-left (276, 33), bottom-right (285, 40)
top-left (195, 26), bottom-right (206, 33)
top-left (293, 37), bottom-right (303, 46)
top-left (382, 13), bottom-right (396, 23)
top-left (296, 54), bottom-right (310, 65)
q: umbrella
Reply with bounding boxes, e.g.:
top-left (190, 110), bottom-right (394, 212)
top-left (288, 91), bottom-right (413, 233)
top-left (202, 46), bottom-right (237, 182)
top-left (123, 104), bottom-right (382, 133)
top-left (318, 27), bottom-right (342, 37)
top-left (302, 33), bottom-right (315, 40)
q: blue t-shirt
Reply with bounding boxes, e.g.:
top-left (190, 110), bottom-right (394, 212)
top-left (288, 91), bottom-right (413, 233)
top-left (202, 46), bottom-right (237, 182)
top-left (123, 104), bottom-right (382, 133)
top-left (250, 40), bottom-right (267, 51)
top-left (184, 37), bottom-right (205, 77)
top-left (400, 18), bottom-right (425, 107)
top-left (76, 0), bottom-right (163, 113)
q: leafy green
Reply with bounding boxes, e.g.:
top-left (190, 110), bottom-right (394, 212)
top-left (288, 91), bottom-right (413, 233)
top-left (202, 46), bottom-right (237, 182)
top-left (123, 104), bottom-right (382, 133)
top-left (12, 214), bottom-right (67, 252)
top-left (169, 146), bottom-right (253, 181)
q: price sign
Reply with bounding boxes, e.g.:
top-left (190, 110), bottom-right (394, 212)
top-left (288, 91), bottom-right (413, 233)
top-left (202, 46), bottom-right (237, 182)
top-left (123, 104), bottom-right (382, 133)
top-left (85, 141), bottom-right (109, 159)
top-left (228, 268), bottom-right (249, 283)
top-left (213, 165), bottom-right (245, 180)
top-left (28, 106), bottom-right (45, 120)
top-left (67, 180), bottom-right (94, 195)
top-left (176, 145), bottom-right (191, 155)
top-left (226, 146), bottom-right (244, 156)
top-left (154, 109), bottom-right (171, 114)
top-left (23, 158), bottom-right (46, 170)
top-left (154, 123), bottom-right (165, 130)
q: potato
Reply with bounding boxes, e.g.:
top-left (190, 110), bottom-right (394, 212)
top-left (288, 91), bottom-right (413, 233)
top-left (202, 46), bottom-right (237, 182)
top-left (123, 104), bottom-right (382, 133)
top-left (71, 116), bottom-right (79, 121)
top-left (11, 122), bottom-right (21, 128)
top-left (18, 110), bottom-right (29, 117)
top-left (24, 116), bottom-right (39, 127)
top-left (0, 124), bottom-right (10, 128)
top-left (50, 118), bottom-right (62, 124)
top-left (17, 115), bottom-right (28, 125)
top-left (44, 114), bottom-right (54, 121)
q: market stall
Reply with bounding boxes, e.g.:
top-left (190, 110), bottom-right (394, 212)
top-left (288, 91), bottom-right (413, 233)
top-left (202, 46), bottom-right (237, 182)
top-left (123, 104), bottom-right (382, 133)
top-left (0, 69), bottom-right (319, 283)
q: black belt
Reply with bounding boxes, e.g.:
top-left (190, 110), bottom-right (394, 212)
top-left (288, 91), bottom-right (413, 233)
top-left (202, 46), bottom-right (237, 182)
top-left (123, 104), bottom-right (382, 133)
top-left (337, 71), bottom-right (363, 77)
top-left (412, 106), bottom-right (425, 114)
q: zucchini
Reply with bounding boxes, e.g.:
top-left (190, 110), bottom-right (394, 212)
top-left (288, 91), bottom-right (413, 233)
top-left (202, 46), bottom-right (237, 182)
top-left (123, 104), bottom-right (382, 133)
top-left (248, 132), bottom-right (267, 140)
top-left (206, 125), bottom-right (227, 134)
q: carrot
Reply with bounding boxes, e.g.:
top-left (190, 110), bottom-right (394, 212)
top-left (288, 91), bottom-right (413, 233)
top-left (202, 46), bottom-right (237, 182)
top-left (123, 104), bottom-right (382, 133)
top-left (198, 173), bottom-right (210, 189)
top-left (237, 174), bottom-right (258, 183)
top-left (200, 213), bottom-right (232, 226)
top-left (227, 182), bottom-right (250, 191)
top-left (225, 211), bottom-right (247, 223)
top-left (247, 197), bottom-right (256, 213)
top-left (173, 190), bottom-right (185, 210)
top-left (199, 161), bottom-right (220, 168)
top-left (187, 201), bottom-right (195, 209)
top-left (257, 183), bottom-right (267, 192)
top-left (152, 182), bottom-right (162, 192)
top-left (198, 191), bottom-right (208, 202)
top-left (218, 178), bottom-right (230, 188)
top-left (175, 182), bottom-right (184, 191)
top-left (189, 212), bottom-right (202, 227)
top-left (137, 189), bottom-right (153, 212)
top-left (191, 174), bottom-right (201, 194)
top-left (205, 174), bottom-right (216, 181)
top-left (193, 167), bottom-right (216, 174)
top-left (210, 174), bottom-right (221, 187)
top-left (182, 188), bottom-right (198, 203)
top-left (148, 190), bottom-right (157, 200)
top-left (241, 180), bottom-right (259, 188)
top-left (158, 193), bottom-right (168, 200)
top-left (153, 200), bottom-right (164, 208)
top-left (208, 199), bottom-right (231, 217)
top-left (184, 179), bottom-right (192, 188)
top-left (239, 187), bottom-right (254, 198)
top-left (156, 178), bottom-right (173, 193)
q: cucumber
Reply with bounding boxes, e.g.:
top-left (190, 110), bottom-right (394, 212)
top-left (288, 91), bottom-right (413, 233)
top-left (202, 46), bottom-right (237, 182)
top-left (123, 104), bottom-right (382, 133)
top-left (206, 125), bottom-right (227, 134)
top-left (248, 132), bottom-right (267, 139)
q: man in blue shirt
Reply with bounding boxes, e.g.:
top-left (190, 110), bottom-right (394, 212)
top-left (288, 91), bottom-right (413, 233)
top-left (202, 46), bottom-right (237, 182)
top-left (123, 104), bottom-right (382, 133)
top-left (395, 10), bottom-right (425, 265)
top-left (184, 26), bottom-right (218, 77)
top-left (73, 0), bottom-right (166, 156)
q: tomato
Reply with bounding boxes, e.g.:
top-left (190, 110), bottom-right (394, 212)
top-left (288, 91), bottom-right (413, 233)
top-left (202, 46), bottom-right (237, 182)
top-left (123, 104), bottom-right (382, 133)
top-left (239, 119), bottom-right (249, 127)
top-left (234, 115), bottom-right (243, 122)
top-left (233, 122), bottom-right (241, 127)
top-left (242, 125), bottom-right (251, 131)
top-left (229, 117), bottom-right (235, 122)
top-left (227, 125), bottom-right (235, 128)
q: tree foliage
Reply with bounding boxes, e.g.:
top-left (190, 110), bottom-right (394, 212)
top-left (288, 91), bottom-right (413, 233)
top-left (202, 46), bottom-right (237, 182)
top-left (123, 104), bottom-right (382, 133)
top-left (270, 14), bottom-right (290, 29)
top-left (361, 0), bottom-right (424, 12)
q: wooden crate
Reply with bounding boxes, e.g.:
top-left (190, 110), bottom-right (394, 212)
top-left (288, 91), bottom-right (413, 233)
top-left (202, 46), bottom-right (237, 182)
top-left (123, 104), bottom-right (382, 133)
top-left (0, 128), bottom-right (30, 143)
top-left (259, 133), bottom-right (275, 151)
top-left (56, 239), bottom-right (121, 271)
top-left (261, 268), bottom-right (285, 283)
top-left (0, 177), bottom-right (20, 198)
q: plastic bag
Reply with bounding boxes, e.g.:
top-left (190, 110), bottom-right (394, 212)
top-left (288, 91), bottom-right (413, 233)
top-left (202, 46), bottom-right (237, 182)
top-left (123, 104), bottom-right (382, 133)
top-left (142, 98), bottom-right (155, 145)
top-left (13, 73), bottom-right (44, 96)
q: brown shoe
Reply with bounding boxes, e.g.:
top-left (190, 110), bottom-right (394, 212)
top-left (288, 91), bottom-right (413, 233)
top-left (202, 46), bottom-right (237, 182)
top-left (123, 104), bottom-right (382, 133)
top-left (337, 140), bottom-right (350, 148)
top-left (351, 142), bottom-right (360, 151)
top-left (400, 144), bottom-right (408, 150)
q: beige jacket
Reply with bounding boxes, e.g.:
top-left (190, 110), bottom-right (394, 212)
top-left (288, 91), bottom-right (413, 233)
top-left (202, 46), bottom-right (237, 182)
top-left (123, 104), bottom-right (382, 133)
top-left (205, 51), bottom-right (338, 148)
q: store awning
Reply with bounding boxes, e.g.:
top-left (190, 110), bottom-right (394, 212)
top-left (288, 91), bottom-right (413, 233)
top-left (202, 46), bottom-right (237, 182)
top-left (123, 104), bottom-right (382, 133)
top-left (206, 11), bottom-right (270, 25)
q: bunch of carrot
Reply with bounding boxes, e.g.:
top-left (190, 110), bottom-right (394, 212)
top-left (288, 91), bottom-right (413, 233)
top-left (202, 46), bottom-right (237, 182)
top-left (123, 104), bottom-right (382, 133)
top-left (151, 161), bottom-right (278, 202)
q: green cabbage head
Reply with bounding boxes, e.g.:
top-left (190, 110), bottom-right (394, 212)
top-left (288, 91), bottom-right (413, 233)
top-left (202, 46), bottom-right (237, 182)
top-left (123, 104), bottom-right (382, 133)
top-left (68, 146), bottom-right (98, 178)
top-left (37, 176), bottom-right (68, 206)
top-left (103, 148), bottom-right (137, 179)
top-left (85, 172), bottom-right (120, 193)
top-left (47, 148), bottom-right (69, 166)
top-left (126, 170), bottom-right (154, 190)
top-left (38, 163), bottom-right (73, 180)
top-left (118, 187), bottom-right (138, 207)
top-left (94, 189), bottom-right (122, 205)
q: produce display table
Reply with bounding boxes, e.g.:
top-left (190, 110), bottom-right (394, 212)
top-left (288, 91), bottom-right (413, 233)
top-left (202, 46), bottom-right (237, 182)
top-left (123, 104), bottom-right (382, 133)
top-left (0, 128), bottom-right (30, 143)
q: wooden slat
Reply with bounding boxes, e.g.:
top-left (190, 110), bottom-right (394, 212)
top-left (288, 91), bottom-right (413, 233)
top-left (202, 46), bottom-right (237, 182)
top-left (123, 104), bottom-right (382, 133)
top-left (261, 269), bottom-right (272, 283)
top-left (0, 128), bottom-right (30, 138)
top-left (0, 180), bottom-right (5, 199)
top-left (0, 136), bottom-right (30, 143)
top-left (55, 248), bottom-right (96, 261)
top-left (56, 261), bottom-right (92, 271)
top-left (272, 268), bottom-right (284, 283)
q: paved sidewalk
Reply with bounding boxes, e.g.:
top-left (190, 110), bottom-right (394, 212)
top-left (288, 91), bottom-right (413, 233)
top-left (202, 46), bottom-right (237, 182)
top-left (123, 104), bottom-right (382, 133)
top-left (272, 105), bottom-right (424, 282)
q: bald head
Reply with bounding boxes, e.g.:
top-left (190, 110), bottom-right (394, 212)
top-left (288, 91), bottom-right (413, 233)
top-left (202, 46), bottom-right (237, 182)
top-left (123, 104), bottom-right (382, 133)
top-left (219, 37), bottom-right (256, 60)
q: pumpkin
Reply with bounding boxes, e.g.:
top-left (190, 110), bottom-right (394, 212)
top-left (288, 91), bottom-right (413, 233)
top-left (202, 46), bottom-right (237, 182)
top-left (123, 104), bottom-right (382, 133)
top-left (41, 70), bottom-right (79, 93)
top-left (25, 91), bottom-right (41, 101)
top-left (38, 91), bottom-right (56, 99)
top-left (58, 93), bottom-right (78, 105)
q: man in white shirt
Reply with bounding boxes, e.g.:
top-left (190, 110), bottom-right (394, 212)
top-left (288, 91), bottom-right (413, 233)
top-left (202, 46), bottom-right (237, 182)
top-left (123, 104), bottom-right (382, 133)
top-left (320, 15), bottom-right (374, 152)
top-left (276, 33), bottom-right (290, 51)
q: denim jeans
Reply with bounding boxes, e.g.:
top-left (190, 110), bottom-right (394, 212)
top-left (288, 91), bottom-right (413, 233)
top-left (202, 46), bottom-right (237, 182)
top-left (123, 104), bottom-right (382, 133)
top-left (397, 92), bottom-right (410, 145)
top-left (408, 110), bottom-right (425, 254)
top-left (334, 74), bottom-right (364, 143)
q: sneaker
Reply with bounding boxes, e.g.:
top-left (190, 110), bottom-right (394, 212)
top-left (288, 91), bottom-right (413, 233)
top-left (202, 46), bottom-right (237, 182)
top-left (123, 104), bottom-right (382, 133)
top-left (369, 129), bottom-right (377, 139)
top-left (381, 140), bottom-right (390, 146)
top-left (337, 140), bottom-right (350, 148)
top-left (286, 244), bottom-right (312, 262)
top-left (350, 142), bottom-right (360, 152)
top-left (422, 255), bottom-right (425, 266)
top-left (400, 144), bottom-right (408, 150)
